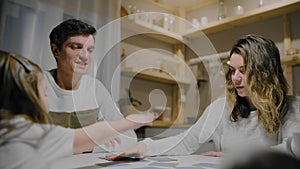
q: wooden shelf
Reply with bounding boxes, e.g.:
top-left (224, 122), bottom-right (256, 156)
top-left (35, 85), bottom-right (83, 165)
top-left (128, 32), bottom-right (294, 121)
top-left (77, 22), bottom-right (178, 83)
top-left (182, 0), bottom-right (300, 37)
top-left (152, 120), bottom-right (173, 127)
top-left (122, 1), bottom-right (300, 44)
top-left (121, 67), bottom-right (191, 85)
top-left (152, 120), bottom-right (191, 128)
top-left (281, 54), bottom-right (300, 66)
top-left (121, 18), bottom-right (184, 44)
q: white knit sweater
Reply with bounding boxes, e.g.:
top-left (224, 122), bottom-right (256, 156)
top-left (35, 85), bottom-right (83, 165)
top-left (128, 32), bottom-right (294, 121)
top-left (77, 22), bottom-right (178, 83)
top-left (142, 96), bottom-right (300, 156)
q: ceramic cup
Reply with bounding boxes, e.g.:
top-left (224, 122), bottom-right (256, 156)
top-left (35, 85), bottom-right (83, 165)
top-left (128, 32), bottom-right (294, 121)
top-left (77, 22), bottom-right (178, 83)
top-left (200, 16), bottom-right (208, 26)
top-left (286, 132), bottom-right (300, 159)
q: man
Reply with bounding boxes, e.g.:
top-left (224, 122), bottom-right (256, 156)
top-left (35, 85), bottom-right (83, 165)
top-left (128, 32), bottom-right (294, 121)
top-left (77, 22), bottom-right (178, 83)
top-left (44, 19), bottom-right (137, 152)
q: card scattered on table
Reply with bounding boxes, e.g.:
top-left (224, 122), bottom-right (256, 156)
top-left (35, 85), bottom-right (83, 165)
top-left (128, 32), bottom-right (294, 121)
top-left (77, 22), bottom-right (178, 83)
top-left (148, 162), bottom-right (178, 167)
top-left (192, 162), bottom-right (217, 168)
top-left (148, 157), bottom-right (178, 162)
top-left (95, 161), bottom-right (130, 167)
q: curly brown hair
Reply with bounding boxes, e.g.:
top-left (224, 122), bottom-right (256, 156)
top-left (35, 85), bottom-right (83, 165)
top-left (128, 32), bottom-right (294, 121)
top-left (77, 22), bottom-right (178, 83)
top-left (226, 35), bottom-right (288, 133)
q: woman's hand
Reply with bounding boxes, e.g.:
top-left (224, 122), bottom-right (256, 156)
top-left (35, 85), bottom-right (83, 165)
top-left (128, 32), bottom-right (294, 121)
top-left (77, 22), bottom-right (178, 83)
top-left (201, 151), bottom-right (223, 157)
top-left (106, 142), bottom-right (147, 161)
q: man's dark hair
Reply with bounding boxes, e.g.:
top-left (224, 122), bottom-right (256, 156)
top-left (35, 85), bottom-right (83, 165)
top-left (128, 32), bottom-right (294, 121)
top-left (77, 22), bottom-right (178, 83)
top-left (49, 19), bottom-right (96, 51)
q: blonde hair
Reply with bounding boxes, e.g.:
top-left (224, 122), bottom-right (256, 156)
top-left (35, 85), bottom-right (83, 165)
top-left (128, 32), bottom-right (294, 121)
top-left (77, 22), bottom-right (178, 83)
top-left (226, 35), bottom-right (288, 133)
top-left (0, 51), bottom-right (51, 141)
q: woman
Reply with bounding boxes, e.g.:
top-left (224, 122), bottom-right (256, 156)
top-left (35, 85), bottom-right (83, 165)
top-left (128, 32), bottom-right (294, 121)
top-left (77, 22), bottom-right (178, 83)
top-left (107, 34), bottom-right (300, 160)
top-left (0, 50), bottom-right (153, 168)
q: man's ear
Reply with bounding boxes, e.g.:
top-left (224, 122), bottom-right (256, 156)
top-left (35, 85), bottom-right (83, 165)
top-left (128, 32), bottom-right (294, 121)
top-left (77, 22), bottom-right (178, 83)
top-left (50, 44), bottom-right (59, 59)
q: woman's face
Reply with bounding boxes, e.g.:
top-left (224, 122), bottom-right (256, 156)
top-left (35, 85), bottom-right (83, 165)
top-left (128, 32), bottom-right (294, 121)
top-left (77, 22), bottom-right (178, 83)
top-left (229, 53), bottom-right (249, 97)
top-left (38, 78), bottom-right (49, 112)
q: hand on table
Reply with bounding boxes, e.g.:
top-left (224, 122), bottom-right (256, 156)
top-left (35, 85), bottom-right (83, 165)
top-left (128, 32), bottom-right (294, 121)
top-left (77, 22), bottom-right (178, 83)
top-left (201, 151), bottom-right (223, 157)
top-left (106, 142), bottom-right (147, 161)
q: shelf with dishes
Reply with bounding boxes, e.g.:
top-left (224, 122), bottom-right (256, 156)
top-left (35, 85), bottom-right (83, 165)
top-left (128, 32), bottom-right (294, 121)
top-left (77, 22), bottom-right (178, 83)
top-left (188, 51), bottom-right (300, 67)
top-left (122, 1), bottom-right (300, 43)
top-left (121, 15), bottom-right (184, 44)
top-left (183, 0), bottom-right (300, 38)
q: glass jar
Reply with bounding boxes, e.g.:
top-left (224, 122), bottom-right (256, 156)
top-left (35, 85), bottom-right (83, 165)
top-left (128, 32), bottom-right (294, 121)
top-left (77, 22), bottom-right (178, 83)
top-left (217, 0), bottom-right (227, 20)
top-left (234, 0), bottom-right (244, 15)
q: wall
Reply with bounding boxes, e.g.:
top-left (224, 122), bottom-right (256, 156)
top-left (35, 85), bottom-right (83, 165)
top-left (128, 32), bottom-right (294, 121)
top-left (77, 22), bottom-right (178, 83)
top-left (0, 0), bottom-right (122, 100)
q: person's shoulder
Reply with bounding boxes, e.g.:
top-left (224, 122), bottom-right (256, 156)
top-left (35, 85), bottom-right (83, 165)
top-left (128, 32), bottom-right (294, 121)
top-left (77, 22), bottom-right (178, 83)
top-left (286, 95), bottom-right (300, 107)
top-left (42, 69), bottom-right (55, 82)
top-left (42, 70), bottom-right (51, 77)
top-left (211, 96), bottom-right (227, 106)
top-left (204, 96), bottom-right (228, 116)
top-left (207, 96), bottom-right (229, 116)
top-left (287, 95), bottom-right (300, 101)
top-left (283, 96), bottom-right (300, 120)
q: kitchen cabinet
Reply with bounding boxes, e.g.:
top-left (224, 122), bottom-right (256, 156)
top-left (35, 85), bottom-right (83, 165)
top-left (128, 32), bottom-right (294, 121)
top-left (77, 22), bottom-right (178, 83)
top-left (120, 15), bottom-right (195, 127)
top-left (183, 0), bottom-right (300, 37)
top-left (183, 0), bottom-right (300, 95)
top-left (120, 0), bottom-right (300, 127)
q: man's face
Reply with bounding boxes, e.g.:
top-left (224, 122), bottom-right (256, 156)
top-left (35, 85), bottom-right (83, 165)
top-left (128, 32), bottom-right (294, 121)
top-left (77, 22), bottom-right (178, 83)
top-left (55, 35), bottom-right (95, 75)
